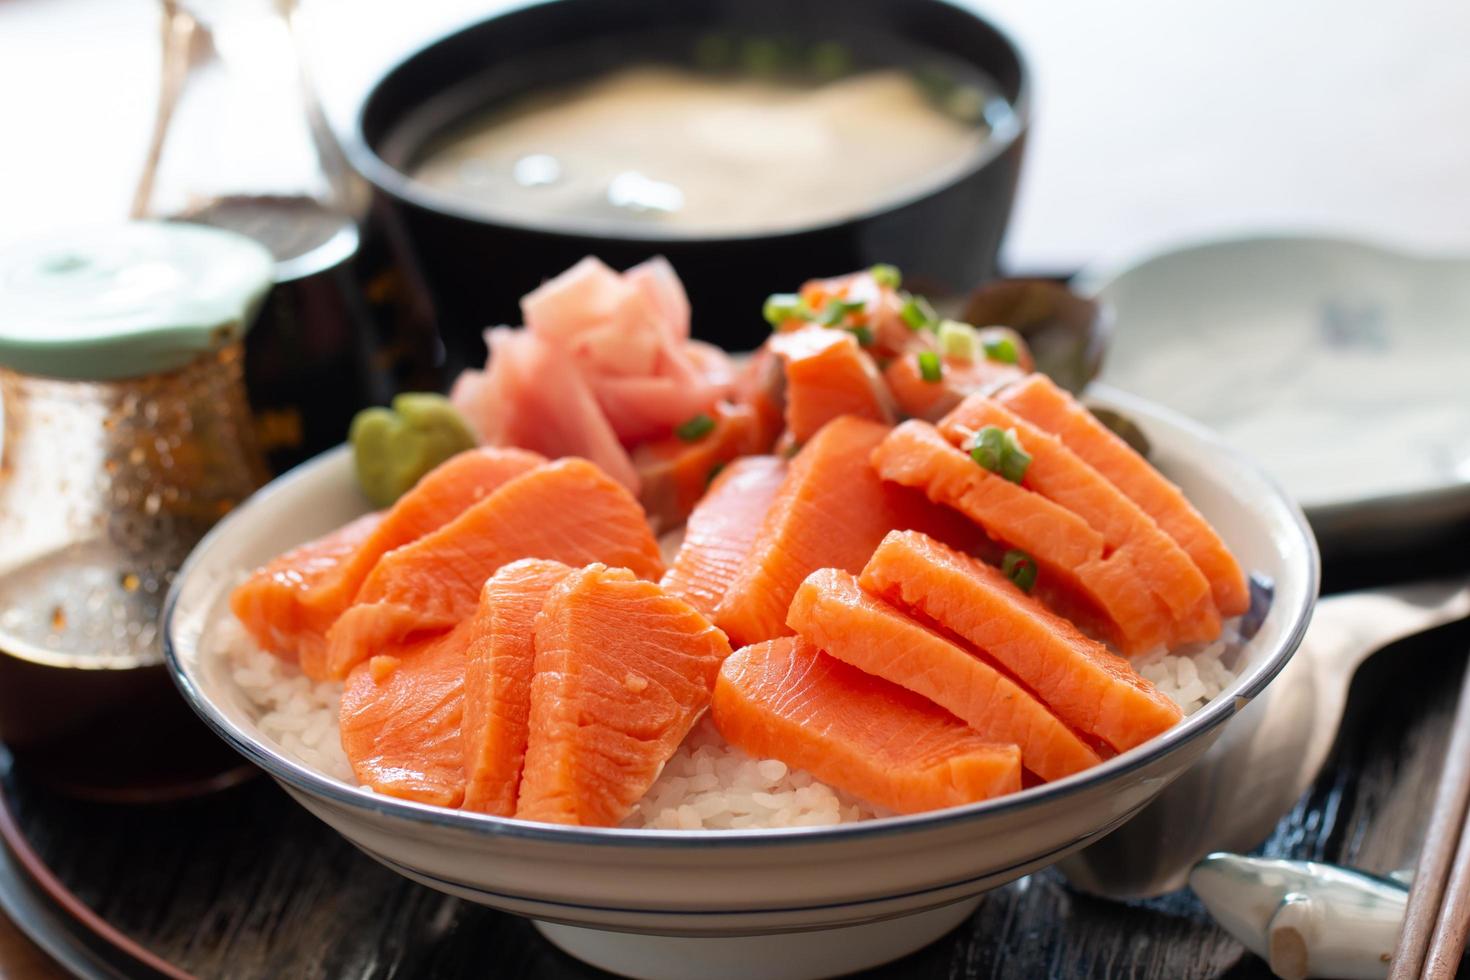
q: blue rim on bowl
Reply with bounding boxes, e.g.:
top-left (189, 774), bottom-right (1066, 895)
top-left (162, 384), bottom-right (1319, 851)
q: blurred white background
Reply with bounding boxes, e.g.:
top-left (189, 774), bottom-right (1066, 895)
top-left (2, 0), bottom-right (1468, 273)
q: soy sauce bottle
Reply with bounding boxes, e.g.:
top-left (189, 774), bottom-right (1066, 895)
top-left (133, 0), bottom-right (439, 472)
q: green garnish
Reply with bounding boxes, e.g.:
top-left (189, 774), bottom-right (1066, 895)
top-left (819, 297), bottom-right (866, 326)
top-left (741, 37), bottom-right (784, 76)
top-left (349, 393), bottom-right (476, 509)
top-left (1002, 550), bottom-right (1037, 593)
top-left (763, 292), bottom-right (804, 327)
top-left (676, 413), bottom-right (716, 442)
top-left (849, 325), bottom-right (874, 347)
top-left (900, 294), bottom-right (938, 332)
top-left (809, 40), bottom-right (852, 80)
top-left (983, 335), bottom-right (1020, 365)
top-left (869, 263), bottom-right (902, 289)
top-left (969, 425), bottom-right (1031, 483)
top-left (917, 351), bottom-right (943, 383)
top-left (937, 320), bottom-right (979, 362)
top-left (782, 440), bottom-right (802, 458)
top-left (706, 461), bottom-right (727, 486)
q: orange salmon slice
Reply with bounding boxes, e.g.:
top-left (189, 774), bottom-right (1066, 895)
top-left (860, 531), bottom-right (1182, 752)
top-left (339, 621), bottom-right (473, 807)
top-left (712, 637), bottom-right (1022, 814)
top-left (939, 396), bottom-right (1221, 647)
top-left (713, 415), bottom-right (982, 648)
top-left (768, 327), bottom-right (895, 444)
top-left (870, 419), bottom-right (1173, 655)
top-left (232, 447), bottom-right (545, 679)
top-left (660, 455), bottom-right (787, 619)
top-left (230, 512), bottom-right (384, 672)
top-left (325, 458), bottom-right (664, 679)
top-left (515, 565), bottom-right (732, 827)
top-left (787, 568), bottom-right (1103, 781)
top-left (997, 374), bottom-right (1249, 617)
top-left (633, 401), bottom-right (766, 532)
top-left (883, 352), bottom-right (1024, 423)
top-left (460, 558), bottom-right (575, 816)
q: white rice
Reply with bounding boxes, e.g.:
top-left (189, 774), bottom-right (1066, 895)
top-left (213, 612), bottom-right (1240, 830)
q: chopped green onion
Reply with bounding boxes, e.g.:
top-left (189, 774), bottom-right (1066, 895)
top-left (900, 294), bottom-right (938, 332)
top-left (1002, 549), bottom-right (1037, 593)
top-left (937, 320), bottom-right (979, 362)
top-left (969, 425), bottom-right (1031, 483)
top-left (848, 325), bottom-right (874, 347)
top-left (869, 263), bottom-right (902, 289)
top-left (782, 440), bottom-right (802, 458)
top-left (763, 293), bottom-right (805, 328)
top-left (917, 350), bottom-right (943, 383)
top-left (819, 297), bottom-right (866, 326)
top-left (676, 413), bottom-right (716, 442)
top-left (982, 335), bottom-right (1020, 365)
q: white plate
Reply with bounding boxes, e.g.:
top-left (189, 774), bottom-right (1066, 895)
top-left (163, 388), bottom-right (1317, 979)
top-left (1083, 234), bottom-right (1470, 551)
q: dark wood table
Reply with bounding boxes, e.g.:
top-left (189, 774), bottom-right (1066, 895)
top-left (4, 546), bottom-right (1469, 979)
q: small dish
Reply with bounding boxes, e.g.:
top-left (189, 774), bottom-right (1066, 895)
top-left (1081, 234), bottom-right (1470, 556)
top-left (164, 387), bottom-right (1317, 980)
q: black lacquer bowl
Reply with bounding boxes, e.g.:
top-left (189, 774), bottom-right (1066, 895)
top-left (346, 0), bottom-right (1030, 371)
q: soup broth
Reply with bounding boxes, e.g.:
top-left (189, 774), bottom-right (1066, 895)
top-left (409, 64), bottom-right (1011, 237)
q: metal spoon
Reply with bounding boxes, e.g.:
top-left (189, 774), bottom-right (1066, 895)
top-left (1058, 577), bottom-right (1470, 899)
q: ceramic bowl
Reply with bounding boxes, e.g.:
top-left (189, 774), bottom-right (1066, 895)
top-left (346, 0), bottom-right (1029, 369)
top-left (164, 387), bottom-right (1317, 980)
top-left (1081, 234), bottom-right (1470, 557)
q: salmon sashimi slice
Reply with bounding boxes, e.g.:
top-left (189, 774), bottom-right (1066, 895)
top-left (230, 512), bottom-right (385, 671)
top-left (997, 374), bottom-right (1249, 617)
top-left (237, 447), bottom-right (545, 679)
top-left (325, 458), bottom-right (665, 678)
top-left (712, 637), bottom-right (1022, 814)
top-left (939, 396), bottom-right (1221, 647)
top-left (860, 531), bottom-right (1183, 752)
top-left (768, 327), bottom-right (895, 445)
top-left (515, 565), bottom-right (732, 827)
top-left (339, 621), bottom-right (472, 807)
top-left (660, 455), bottom-right (787, 619)
top-left (787, 568), bottom-right (1104, 781)
top-left (713, 415), bottom-right (982, 648)
top-left (883, 352), bottom-right (1024, 423)
top-left (633, 401), bottom-right (766, 532)
top-left (870, 420), bottom-right (1173, 655)
top-left (459, 558), bottom-right (576, 816)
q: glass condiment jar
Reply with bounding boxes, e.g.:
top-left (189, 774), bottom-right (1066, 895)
top-left (132, 0), bottom-right (402, 472)
top-left (0, 222), bottom-right (273, 800)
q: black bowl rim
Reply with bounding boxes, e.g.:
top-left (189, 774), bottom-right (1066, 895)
top-left (342, 0), bottom-right (1033, 246)
top-left (162, 386), bottom-right (1321, 852)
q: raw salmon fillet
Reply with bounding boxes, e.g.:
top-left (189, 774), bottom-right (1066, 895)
top-left (883, 353), bottom-right (1024, 423)
top-left (232, 447), bottom-right (545, 679)
top-left (339, 622), bottom-right (472, 807)
top-left (515, 565), bottom-right (732, 827)
top-left (713, 415), bottom-right (981, 648)
top-left (768, 327), bottom-right (895, 444)
top-left (712, 637), bottom-right (1022, 814)
top-left (939, 396), bottom-right (1220, 647)
top-left (460, 558), bottom-right (575, 816)
top-left (326, 458), bottom-right (664, 678)
top-left (660, 455), bottom-right (786, 619)
top-left (860, 531), bottom-right (1183, 752)
top-left (997, 374), bottom-right (1249, 617)
top-left (787, 568), bottom-right (1103, 781)
top-left (230, 512), bottom-right (384, 671)
top-left (871, 419), bottom-right (1173, 655)
top-left (633, 401), bottom-right (767, 532)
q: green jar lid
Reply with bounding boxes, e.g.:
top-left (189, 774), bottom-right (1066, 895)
top-left (0, 221), bottom-right (275, 380)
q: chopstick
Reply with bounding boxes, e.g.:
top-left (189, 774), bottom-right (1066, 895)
top-left (1424, 788), bottom-right (1470, 977)
top-left (1389, 653), bottom-right (1470, 979)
